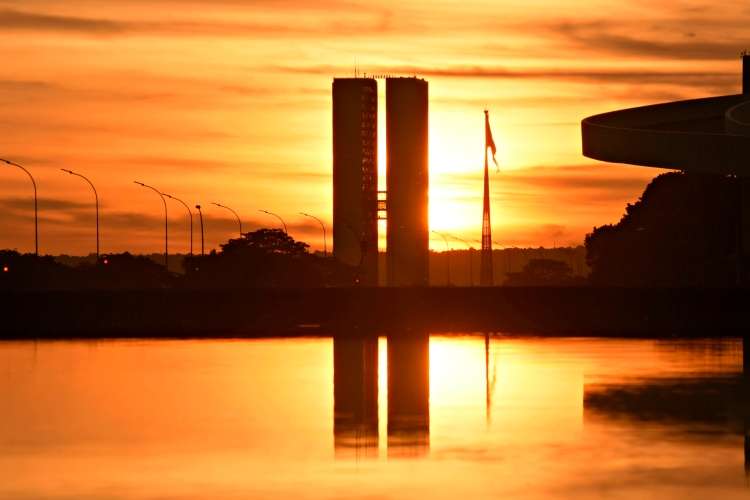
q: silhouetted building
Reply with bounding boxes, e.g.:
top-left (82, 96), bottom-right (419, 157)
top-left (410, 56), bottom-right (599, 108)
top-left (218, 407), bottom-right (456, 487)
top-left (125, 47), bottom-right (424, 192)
top-left (387, 331), bottom-right (430, 456)
top-left (332, 78), bottom-right (379, 285)
top-left (386, 77), bottom-right (429, 286)
top-left (333, 334), bottom-right (379, 457)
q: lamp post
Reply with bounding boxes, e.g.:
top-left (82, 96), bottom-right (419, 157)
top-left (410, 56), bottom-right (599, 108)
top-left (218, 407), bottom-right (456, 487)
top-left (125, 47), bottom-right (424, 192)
top-left (61, 168), bottom-right (99, 259)
top-left (134, 181), bottom-right (168, 269)
top-left (299, 212), bottom-right (327, 256)
top-left (164, 194), bottom-right (193, 255)
top-left (259, 209), bottom-right (287, 234)
top-left (212, 202), bottom-right (242, 238)
top-left (1, 158), bottom-right (38, 255)
top-left (432, 230), bottom-right (451, 286)
top-left (195, 204), bottom-right (205, 255)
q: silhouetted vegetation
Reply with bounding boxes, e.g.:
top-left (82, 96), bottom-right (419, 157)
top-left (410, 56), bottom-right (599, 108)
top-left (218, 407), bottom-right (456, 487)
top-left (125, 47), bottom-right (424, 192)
top-left (586, 375), bottom-right (747, 434)
top-left (0, 240), bottom-right (592, 290)
top-left (183, 229), bottom-right (355, 288)
top-left (586, 172), bottom-right (741, 287)
top-left (1, 229), bottom-right (359, 290)
top-left (81, 253), bottom-right (173, 289)
top-left (55, 253), bottom-right (188, 274)
top-left (385, 246), bottom-right (588, 286)
top-left (0, 250), bottom-right (76, 290)
top-left (504, 258), bottom-right (585, 286)
top-left (0, 250), bottom-right (174, 290)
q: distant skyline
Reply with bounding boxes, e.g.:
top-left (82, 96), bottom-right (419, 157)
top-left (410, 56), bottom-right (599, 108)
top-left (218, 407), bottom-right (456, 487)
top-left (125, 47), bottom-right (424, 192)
top-left (1, 0), bottom-right (747, 255)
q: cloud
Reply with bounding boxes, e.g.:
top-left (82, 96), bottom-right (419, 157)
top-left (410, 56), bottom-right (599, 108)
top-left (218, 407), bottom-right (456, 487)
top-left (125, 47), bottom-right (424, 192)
top-left (0, 79), bottom-right (59, 92)
top-left (487, 223), bottom-right (585, 248)
top-left (275, 64), bottom-right (738, 92)
top-left (108, 156), bottom-right (330, 178)
top-left (448, 163), bottom-right (655, 199)
top-left (0, 5), bottom-right (394, 38)
top-left (436, 88), bottom-right (703, 108)
top-left (0, 196), bottom-right (90, 213)
top-left (0, 8), bottom-right (123, 34)
top-left (549, 19), bottom-right (749, 61)
top-left (0, 73), bottom-right (301, 106)
top-left (505, 165), bottom-right (653, 194)
top-left (113, 156), bottom-right (237, 172)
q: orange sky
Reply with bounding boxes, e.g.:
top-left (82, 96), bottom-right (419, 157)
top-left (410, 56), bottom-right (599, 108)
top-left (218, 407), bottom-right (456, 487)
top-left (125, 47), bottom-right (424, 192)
top-left (0, 0), bottom-right (747, 255)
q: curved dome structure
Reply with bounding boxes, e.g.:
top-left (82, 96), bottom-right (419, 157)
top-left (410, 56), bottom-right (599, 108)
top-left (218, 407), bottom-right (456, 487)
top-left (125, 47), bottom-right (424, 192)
top-left (582, 95), bottom-right (750, 175)
top-left (582, 56), bottom-right (750, 176)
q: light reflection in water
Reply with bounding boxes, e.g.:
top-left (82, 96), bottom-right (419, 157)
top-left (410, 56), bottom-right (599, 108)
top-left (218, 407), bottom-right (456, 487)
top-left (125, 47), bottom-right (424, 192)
top-left (1, 335), bottom-right (749, 499)
top-left (332, 331), bottom-right (431, 458)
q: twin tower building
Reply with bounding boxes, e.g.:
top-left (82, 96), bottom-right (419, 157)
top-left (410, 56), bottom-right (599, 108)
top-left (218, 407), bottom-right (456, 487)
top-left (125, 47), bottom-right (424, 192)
top-left (332, 77), bottom-right (429, 286)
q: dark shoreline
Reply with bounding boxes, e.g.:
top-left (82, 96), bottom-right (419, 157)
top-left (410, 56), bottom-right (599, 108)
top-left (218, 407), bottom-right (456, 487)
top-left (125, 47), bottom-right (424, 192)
top-left (1, 287), bottom-right (748, 339)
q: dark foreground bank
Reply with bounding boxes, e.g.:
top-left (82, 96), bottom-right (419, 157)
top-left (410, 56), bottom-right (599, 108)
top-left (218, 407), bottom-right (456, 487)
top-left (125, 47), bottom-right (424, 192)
top-left (1, 287), bottom-right (748, 339)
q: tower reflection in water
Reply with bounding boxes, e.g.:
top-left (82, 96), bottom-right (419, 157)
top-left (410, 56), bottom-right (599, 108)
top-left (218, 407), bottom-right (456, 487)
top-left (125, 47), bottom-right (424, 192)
top-left (333, 334), bottom-right (379, 457)
top-left (332, 331), bottom-right (430, 458)
top-left (387, 332), bottom-right (430, 457)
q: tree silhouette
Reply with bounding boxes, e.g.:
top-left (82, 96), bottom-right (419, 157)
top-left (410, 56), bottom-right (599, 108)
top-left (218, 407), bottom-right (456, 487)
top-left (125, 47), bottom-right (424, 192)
top-left (184, 228), bottom-right (354, 288)
top-left (504, 258), bottom-right (581, 286)
top-left (220, 228), bottom-right (308, 256)
top-left (0, 250), bottom-right (75, 290)
top-left (82, 252), bottom-right (171, 289)
top-left (585, 172), bottom-right (739, 286)
top-left (0, 250), bottom-right (172, 289)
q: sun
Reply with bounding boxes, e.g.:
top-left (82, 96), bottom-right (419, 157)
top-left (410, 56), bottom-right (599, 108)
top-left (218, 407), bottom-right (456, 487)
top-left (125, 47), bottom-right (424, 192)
top-left (430, 197), bottom-right (473, 232)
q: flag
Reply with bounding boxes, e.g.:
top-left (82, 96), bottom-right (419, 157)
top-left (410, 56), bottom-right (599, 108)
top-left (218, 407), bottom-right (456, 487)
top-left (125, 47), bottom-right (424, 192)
top-left (485, 110), bottom-right (498, 169)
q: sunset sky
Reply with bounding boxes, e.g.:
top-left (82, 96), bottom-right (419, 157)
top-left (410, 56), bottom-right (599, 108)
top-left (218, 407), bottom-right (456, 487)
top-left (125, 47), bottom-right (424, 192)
top-left (0, 0), bottom-right (747, 255)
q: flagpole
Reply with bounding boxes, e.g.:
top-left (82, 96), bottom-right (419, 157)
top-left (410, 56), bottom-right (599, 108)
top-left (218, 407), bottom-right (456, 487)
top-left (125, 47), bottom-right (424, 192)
top-left (480, 110), bottom-right (494, 286)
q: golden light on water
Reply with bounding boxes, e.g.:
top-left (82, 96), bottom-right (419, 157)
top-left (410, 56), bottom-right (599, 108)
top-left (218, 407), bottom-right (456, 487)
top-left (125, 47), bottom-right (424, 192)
top-left (0, 336), bottom-right (744, 498)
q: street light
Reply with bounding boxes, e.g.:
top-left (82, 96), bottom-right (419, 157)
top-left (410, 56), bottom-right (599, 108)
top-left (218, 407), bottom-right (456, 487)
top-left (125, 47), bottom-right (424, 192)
top-left (259, 209), bottom-right (287, 234)
top-left (195, 204), bottom-right (205, 255)
top-left (212, 202), bottom-right (242, 238)
top-left (134, 181), bottom-right (168, 269)
top-left (432, 230), bottom-right (451, 286)
top-left (164, 194), bottom-right (193, 255)
top-left (61, 168), bottom-right (99, 258)
top-left (299, 212), bottom-right (327, 256)
top-left (1, 158), bottom-right (38, 255)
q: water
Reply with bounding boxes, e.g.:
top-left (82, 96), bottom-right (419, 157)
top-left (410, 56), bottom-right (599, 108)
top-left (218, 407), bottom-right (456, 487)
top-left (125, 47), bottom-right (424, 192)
top-left (1, 335), bottom-right (748, 499)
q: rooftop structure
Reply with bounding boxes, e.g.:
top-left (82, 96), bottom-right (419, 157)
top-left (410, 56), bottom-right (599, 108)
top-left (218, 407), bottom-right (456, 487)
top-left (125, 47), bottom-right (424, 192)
top-left (582, 55), bottom-right (750, 175)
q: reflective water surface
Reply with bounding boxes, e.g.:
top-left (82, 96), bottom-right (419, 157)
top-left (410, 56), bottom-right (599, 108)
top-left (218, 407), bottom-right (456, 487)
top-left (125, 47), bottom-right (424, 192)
top-left (1, 335), bottom-right (749, 499)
